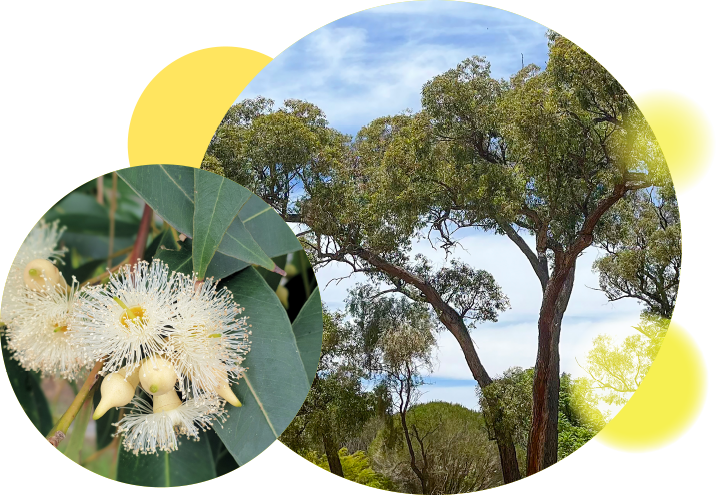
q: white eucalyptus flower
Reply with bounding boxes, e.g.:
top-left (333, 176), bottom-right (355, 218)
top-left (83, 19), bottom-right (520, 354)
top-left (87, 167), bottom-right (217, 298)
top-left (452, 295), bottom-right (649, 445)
top-left (1, 220), bottom-right (66, 323)
top-left (5, 279), bottom-right (87, 379)
top-left (166, 274), bottom-right (250, 403)
top-left (115, 393), bottom-right (227, 455)
top-left (70, 260), bottom-right (178, 375)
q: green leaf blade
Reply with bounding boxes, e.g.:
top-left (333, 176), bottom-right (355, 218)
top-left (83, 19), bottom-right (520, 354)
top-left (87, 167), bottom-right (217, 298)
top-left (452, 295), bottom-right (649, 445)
top-left (216, 218), bottom-right (276, 271)
top-left (291, 288), bottom-right (323, 383)
top-left (217, 268), bottom-right (311, 465)
top-left (239, 194), bottom-right (302, 258)
top-left (117, 165), bottom-right (195, 236)
top-left (192, 172), bottom-right (250, 279)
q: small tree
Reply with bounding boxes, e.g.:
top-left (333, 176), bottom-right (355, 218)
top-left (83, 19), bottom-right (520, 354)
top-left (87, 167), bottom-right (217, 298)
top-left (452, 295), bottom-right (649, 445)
top-left (371, 402), bottom-right (502, 494)
top-left (281, 310), bottom-right (378, 477)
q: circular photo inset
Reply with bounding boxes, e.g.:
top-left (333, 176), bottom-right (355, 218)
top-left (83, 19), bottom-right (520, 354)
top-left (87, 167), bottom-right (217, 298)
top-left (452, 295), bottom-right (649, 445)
top-left (199, 1), bottom-right (681, 492)
top-left (1, 165), bottom-right (322, 486)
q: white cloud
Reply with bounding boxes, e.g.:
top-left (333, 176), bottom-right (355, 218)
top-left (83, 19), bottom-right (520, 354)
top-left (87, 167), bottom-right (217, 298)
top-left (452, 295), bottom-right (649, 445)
top-left (312, 227), bottom-right (644, 385)
top-left (239, 1), bottom-right (550, 136)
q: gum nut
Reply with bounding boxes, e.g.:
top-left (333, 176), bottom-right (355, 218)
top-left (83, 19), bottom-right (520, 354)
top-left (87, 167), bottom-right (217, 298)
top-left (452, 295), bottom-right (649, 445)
top-left (93, 373), bottom-right (136, 420)
top-left (23, 259), bottom-right (62, 290)
top-left (152, 390), bottom-right (183, 414)
top-left (216, 380), bottom-right (242, 407)
top-left (276, 285), bottom-right (289, 309)
top-left (140, 357), bottom-right (178, 395)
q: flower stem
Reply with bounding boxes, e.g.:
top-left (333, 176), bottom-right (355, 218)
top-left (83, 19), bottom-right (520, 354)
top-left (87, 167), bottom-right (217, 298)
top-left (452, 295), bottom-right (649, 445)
top-left (47, 360), bottom-right (103, 448)
top-left (81, 260), bottom-right (126, 288)
top-left (107, 172), bottom-right (117, 270)
top-left (129, 203), bottom-right (153, 265)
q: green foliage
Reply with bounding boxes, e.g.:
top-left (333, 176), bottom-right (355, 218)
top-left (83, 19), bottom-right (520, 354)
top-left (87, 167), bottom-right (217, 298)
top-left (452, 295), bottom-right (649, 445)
top-left (370, 402), bottom-right (502, 493)
top-left (281, 311), bottom-right (378, 456)
top-left (204, 98), bottom-right (350, 219)
top-left (192, 169), bottom-right (252, 278)
top-left (307, 448), bottom-right (396, 490)
top-left (478, 368), bottom-right (605, 464)
top-left (594, 184), bottom-right (680, 318)
top-left (217, 267), bottom-right (311, 465)
top-left (579, 314), bottom-right (668, 406)
top-left (116, 431), bottom-right (216, 486)
top-left (118, 165), bottom-right (281, 276)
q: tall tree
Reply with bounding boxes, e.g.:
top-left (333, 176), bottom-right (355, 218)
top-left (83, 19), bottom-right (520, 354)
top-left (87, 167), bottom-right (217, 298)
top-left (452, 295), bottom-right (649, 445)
top-left (402, 34), bottom-right (665, 473)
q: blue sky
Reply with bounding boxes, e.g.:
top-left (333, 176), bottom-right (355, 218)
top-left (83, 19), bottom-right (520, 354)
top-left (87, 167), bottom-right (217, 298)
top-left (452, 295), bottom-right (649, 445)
top-left (240, 1), bottom-right (550, 137)
top-left (240, 1), bottom-right (643, 412)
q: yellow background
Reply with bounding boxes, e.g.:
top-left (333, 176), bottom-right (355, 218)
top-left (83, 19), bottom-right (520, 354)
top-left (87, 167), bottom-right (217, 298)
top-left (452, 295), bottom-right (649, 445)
top-left (0, 0), bottom-right (716, 493)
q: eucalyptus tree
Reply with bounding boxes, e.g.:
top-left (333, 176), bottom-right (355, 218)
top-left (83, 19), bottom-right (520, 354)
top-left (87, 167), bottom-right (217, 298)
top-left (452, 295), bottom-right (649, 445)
top-left (397, 34), bottom-right (669, 473)
top-left (346, 288), bottom-right (438, 494)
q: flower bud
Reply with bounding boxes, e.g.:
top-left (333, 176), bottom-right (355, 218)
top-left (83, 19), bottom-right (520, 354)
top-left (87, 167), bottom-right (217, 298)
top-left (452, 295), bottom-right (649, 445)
top-left (153, 390), bottom-right (182, 414)
top-left (284, 263), bottom-right (298, 278)
top-left (23, 259), bottom-right (66, 291)
top-left (93, 371), bottom-right (137, 420)
top-left (140, 356), bottom-right (178, 395)
top-left (212, 370), bottom-right (241, 407)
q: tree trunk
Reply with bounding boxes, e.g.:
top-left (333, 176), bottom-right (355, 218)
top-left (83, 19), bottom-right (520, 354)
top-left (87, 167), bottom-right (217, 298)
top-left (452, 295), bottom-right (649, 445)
top-left (527, 264), bottom-right (575, 475)
top-left (438, 312), bottom-right (522, 484)
top-left (322, 430), bottom-right (344, 477)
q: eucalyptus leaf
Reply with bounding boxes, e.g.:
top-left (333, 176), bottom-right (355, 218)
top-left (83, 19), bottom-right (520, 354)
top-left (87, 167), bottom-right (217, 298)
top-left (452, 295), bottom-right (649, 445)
top-left (239, 194), bottom-right (302, 258)
top-left (291, 288), bottom-right (323, 383)
top-left (119, 166), bottom-right (277, 274)
top-left (217, 217), bottom-right (275, 272)
top-left (1, 332), bottom-right (53, 436)
top-left (154, 240), bottom-right (193, 276)
top-left (193, 171), bottom-right (252, 278)
top-left (256, 254), bottom-right (287, 290)
top-left (145, 229), bottom-right (179, 261)
top-left (116, 430), bottom-right (216, 487)
top-left (206, 428), bottom-right (240, 476)
top-left (117, 165), bottom-right (195, 236)
top-left (205, 251), bottom-right (249, 280)
top-left (216, 268), bottom-right (311, 465)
